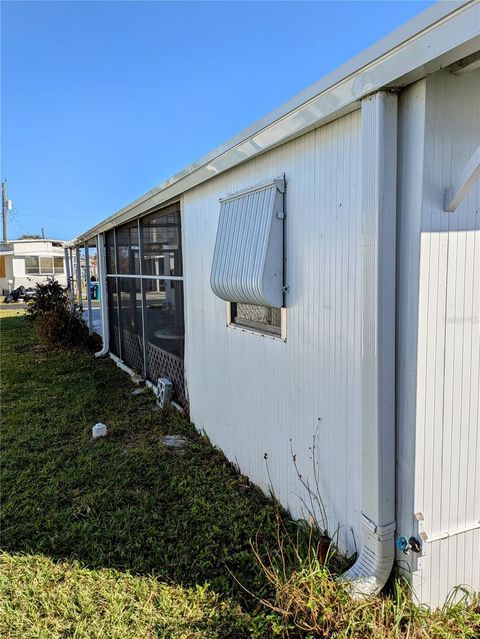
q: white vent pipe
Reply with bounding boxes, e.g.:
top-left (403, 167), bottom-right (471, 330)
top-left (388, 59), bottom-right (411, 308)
top-left (95, 232), bottom-right (110, 358)
top-left (342, 91), bottom-right (398, 595)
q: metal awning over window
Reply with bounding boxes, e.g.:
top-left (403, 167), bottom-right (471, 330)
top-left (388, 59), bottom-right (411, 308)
top-left (210, 177), bottom-right (285, 308)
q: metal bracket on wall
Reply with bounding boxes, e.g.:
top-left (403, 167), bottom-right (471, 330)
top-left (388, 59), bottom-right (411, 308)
top-left (444, 145), bottom-right (480, 212)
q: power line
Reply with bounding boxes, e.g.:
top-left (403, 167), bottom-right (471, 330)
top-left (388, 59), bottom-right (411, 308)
top-left (10, 217), bottom-right (34, 238)
top-left (7, 205), bottom-right (35, 237)
top-left (14, 213), bottom-right (90, 220)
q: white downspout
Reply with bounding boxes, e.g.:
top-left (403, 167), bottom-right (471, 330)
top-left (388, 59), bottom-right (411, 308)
top-left (342, 91), bottom-right (398, 595)
top-left (95, 232), bottom-right (110, 358)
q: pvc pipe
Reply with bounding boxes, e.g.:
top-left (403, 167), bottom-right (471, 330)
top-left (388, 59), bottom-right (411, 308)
top-left (95, 233), bottom-right (110, 358)
top-left (342, 91), bottom-right (398, 596)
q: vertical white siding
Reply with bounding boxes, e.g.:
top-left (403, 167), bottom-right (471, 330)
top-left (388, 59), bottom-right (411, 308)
top-left (396, 78), bottom-right (427, 568)
top-left (183, 111), bottom-right (363, 553)
top-left (397, 70), bottom-right (480, 606)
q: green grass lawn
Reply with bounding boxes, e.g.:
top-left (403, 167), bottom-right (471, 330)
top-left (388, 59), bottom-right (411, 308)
top-left (1, 316), bottom-right (479, 639)
top-left (0, 316), bottom-right (281, 638)
top-left (0, 305), bottom-right (27, 319)
top-left (0, 553), bottom-right (252, 639)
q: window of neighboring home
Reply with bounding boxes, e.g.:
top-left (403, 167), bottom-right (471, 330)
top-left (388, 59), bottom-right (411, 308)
top-left (40, 257), bottom-right (54, 274)
top-left (25, 256), bottom-right (40, 274)
top-left (54, 257), bottom-right (64, 274)
top-left (230, 303), bottom-right (282, 336)
top-left (25, 256), bottom-right (62, 275)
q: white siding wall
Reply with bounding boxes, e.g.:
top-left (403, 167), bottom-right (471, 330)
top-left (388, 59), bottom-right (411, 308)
top-left (0, 255), bottom-right (14, 295)
top-left (183, 110), bottom-right (363, 552)
top-left (397, 70), bottom-right (480, 606)
top-left (12, 257), bottom-right (26, 278)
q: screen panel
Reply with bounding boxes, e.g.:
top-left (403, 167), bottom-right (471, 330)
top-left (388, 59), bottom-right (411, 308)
top-left (141, 203), bottom-right (182, 278)
top-left (118, 277), bottom-right (143, 372)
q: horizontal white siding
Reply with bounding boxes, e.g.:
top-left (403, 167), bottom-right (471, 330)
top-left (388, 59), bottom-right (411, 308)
top-left (183, 111), bottom-right (363, 552)
top-left (397, 69), bottom-right (480, 607)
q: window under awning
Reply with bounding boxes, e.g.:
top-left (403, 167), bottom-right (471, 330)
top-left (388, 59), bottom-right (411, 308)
top-left (210, 177), bottom-right (285, 308)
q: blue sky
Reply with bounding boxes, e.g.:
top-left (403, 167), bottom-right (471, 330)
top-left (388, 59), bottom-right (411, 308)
top-left (2, 0), bottom-right (434, 240)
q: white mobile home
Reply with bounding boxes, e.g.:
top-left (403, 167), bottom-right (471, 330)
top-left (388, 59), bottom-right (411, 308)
top-left (0, 238), bottom-right (67, 294)
top-left (69, 1), bottom-right (480, 607)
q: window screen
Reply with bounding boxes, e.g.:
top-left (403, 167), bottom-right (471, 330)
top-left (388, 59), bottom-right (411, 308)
top-left (116, 223), bottom-right (140, 275)
top-left (118, 277), bottom-right (144, 372)
top-left (107, 277), bottom-right (120, 356)
top-left (143, 278), bottom-right (184, 360)
top-left (106, 230), bottom-right (116, 274)
top-left (231, 303), bottom-right (281, 335)
top-left (141, 203), bottom-right (182, 277)
top-left (103, 202), bottom-right (185, 393)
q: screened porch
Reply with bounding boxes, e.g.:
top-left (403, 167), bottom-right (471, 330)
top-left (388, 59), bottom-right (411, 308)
top-left (69, 202), bottom-right (186, 406)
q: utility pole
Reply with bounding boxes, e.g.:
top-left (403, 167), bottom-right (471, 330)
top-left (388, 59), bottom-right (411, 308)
top-left (41, 227), bottom-right (45, 239)
top-left (2, 180), bottom-right (7, 243)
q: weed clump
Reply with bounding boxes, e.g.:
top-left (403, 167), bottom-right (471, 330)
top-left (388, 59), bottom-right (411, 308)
top-left (251, 515), bottom-right (480, 638)
top-left (26, 277), bottom-right (99, 351)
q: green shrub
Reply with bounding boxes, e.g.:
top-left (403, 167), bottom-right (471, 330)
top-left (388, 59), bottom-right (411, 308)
top-left (26, 277), bottom-right (100, 351)
top-left (25, 277), bottom-right (69, 320)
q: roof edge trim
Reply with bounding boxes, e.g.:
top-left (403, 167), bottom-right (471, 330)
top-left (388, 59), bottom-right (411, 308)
top-left (70, 0), bottom-right (479, 245)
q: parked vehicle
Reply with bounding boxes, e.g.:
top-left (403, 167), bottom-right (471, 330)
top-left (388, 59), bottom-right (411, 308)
top-left (2, 286), bottom-right (36, 303)
top-left (23, 287), bottom-right (37, 301)
top-left (3, 286), bottom-right (26, 303)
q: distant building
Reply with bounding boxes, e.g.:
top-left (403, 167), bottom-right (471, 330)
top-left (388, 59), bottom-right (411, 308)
top-left (0, 238), bottom-right (67, 294)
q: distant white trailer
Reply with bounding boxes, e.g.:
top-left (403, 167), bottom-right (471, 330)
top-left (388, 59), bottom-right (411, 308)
top-left (69, 1), bottom-right (480, 607)
top-left (0, 238), bottom-right (67, 294)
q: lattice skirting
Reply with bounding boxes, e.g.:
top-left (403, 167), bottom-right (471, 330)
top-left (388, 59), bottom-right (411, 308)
top-left (147, 342), bottom-right (186, 407)
top-left (121, 328), bottom-right (144, 373)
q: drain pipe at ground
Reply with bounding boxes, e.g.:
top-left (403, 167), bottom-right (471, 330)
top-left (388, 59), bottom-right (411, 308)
top-left (342, 91), bottom-right (398, 596)
top-left (95, 232), bottom-right (110, 358)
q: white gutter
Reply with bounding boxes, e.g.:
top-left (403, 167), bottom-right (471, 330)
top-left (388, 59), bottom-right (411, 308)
top-left (342, 91), bottom-right (398, 595)
top-left (94, 233), bottom-right (110, 358)
top-left (68, 0), bottom-right (479, 246)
